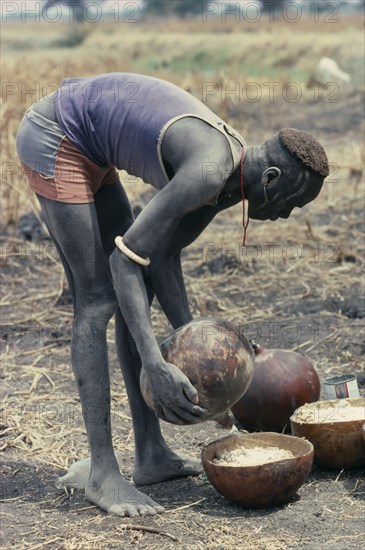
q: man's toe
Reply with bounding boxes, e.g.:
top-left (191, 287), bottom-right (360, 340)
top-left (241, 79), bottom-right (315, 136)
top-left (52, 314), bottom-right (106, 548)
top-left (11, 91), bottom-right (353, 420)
top-left (108, 504), bottom-right (126, 517)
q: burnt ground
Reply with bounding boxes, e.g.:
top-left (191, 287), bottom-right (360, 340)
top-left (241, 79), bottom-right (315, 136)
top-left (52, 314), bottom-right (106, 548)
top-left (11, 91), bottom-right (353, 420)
top-left (0, 457), bottom-right (364, 550)
top-left (1, 92), bottom-right (364, 549)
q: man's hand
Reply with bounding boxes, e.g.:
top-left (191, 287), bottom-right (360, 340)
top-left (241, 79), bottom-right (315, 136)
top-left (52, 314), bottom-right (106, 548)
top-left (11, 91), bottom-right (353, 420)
top-left (140, 362), bottom-right (206, 425)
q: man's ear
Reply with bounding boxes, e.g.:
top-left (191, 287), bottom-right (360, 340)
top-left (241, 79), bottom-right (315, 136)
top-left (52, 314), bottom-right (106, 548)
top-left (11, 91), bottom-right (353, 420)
top-left (261, 167), bottom-right (281, 186)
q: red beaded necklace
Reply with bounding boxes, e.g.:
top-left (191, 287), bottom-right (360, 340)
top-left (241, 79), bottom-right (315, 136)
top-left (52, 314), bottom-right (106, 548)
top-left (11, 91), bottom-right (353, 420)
top-left (240, 146), bottom-right (249, 247)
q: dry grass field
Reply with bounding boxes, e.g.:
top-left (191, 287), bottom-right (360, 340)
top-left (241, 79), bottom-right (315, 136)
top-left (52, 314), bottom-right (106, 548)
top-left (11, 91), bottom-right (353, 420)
top-left (1, 13), bottom-right (365, 550)
top-left (1, 15), bottom-right (364, 225)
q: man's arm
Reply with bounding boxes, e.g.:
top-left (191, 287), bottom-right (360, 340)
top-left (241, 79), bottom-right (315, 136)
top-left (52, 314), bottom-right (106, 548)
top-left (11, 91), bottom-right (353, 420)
top-left (110, 149), bottom-right (227, 423)
top-left (149, 253), bottom-right (192, 330)
top-left (149, 205), bottom-right (219, 329)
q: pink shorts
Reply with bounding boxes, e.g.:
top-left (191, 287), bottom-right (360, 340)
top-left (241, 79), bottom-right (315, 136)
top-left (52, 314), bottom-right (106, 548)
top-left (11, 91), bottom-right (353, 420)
top-left (16, 107), bottom-right (119, 204)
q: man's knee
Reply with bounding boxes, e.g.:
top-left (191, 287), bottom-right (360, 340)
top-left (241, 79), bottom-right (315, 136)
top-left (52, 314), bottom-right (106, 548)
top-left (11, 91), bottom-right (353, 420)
top-left (75, 294), bottom-right (117, 326)
top-left (95, 296), bottom-right (117, 321)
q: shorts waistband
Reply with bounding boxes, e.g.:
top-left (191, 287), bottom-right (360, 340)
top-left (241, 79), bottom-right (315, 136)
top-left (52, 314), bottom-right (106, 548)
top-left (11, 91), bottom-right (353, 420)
top-left (25, 107), bottom-right (64, 136)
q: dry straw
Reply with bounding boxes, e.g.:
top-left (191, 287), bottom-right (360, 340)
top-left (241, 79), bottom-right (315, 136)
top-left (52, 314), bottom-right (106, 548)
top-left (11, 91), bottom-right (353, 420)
top-left (1, 16), bottom-right (364, 550)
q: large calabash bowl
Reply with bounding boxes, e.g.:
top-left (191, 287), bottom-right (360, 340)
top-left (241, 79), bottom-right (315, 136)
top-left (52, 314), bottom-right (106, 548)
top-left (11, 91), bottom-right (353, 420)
top-left (202, 432), bottom-right (314, 508)
top-left (290, 397), bottom-right (365, 469)
top-left (140, 318), bottom-right (255, 424)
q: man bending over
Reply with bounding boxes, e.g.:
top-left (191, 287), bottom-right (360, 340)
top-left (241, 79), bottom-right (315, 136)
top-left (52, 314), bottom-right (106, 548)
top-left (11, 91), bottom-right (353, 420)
top-left (16, 72), bottom-right (329, 517)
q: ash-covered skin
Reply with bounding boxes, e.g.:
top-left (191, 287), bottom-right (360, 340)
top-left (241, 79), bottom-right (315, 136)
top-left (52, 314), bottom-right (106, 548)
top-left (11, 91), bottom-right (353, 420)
top-left (26, 94), bottom-right (328, 518)
top-left (241, 132), bottom-right (328, 222)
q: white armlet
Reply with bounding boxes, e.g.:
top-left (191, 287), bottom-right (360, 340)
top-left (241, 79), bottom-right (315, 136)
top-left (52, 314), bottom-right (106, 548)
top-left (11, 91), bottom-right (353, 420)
top-left (114, 236), bottom-right (150, 266)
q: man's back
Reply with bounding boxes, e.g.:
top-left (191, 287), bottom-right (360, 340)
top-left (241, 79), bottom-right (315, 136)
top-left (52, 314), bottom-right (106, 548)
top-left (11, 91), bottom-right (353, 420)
top-left (54, 72), bottom-right (235, 188)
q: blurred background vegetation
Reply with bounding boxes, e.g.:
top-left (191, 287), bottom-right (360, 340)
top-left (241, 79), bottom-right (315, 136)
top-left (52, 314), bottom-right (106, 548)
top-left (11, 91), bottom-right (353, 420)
top-left (1, 0), bottom-right (364, 228)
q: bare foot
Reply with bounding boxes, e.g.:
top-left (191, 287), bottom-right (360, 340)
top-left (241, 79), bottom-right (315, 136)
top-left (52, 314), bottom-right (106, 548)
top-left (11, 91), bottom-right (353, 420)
top-left (85, 471), bottom-right (165, 517)
top-left (57, 452), bottom-right (124, 490)
top-left (133, 449), bottom-right (203, 486)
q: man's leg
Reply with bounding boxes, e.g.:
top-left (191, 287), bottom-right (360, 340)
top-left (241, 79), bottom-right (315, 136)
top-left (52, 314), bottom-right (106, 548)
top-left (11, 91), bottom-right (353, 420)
top-left (37, 193), bottom-right (163, 516)
top-left (94, 183), bottom-right (203, 485)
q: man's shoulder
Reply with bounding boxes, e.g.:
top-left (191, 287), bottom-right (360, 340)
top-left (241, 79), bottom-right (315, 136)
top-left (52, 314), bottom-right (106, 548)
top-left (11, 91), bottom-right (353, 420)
top-left (162, 116), bottom-right (235, 167)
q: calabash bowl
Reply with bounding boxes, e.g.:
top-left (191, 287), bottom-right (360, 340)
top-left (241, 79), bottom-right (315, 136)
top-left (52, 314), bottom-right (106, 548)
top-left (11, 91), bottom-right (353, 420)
top-left (290, 397), bottom-right (365, 469)
top-left (202, 432), bottom-right (314, 508)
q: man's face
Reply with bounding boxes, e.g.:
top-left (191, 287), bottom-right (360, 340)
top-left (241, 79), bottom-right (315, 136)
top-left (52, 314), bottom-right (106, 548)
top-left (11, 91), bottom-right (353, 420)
top-left (248, 169), bottom-right (321, 221)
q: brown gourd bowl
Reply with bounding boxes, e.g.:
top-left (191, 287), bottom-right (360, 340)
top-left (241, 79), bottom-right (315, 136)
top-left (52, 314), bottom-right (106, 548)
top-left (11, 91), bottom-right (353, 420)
top-left (290, 398), bottom-right (365, 470)
top-left (141, 318), bottom-right (255, 424)
top-left (201, 433), bottom-right (314, 508)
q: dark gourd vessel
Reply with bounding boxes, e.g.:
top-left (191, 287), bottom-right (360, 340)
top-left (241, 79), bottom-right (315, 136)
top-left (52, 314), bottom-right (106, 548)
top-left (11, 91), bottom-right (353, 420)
top-left (141, 318), bottom-right (255, 424)
top-left (231, 343), bottom-right (320, 432)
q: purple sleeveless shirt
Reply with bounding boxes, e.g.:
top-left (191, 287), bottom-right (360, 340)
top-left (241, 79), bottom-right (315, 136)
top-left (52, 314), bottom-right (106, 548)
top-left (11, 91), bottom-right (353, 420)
top-left (54, 72), bottom-right (245, 190)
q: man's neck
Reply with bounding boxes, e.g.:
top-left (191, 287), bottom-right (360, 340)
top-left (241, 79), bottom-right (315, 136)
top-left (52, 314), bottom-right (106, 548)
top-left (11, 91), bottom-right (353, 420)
top-left (240, 145), bottom-right (264, 201)
top-left (222, 145), bottom-right (253, 200)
